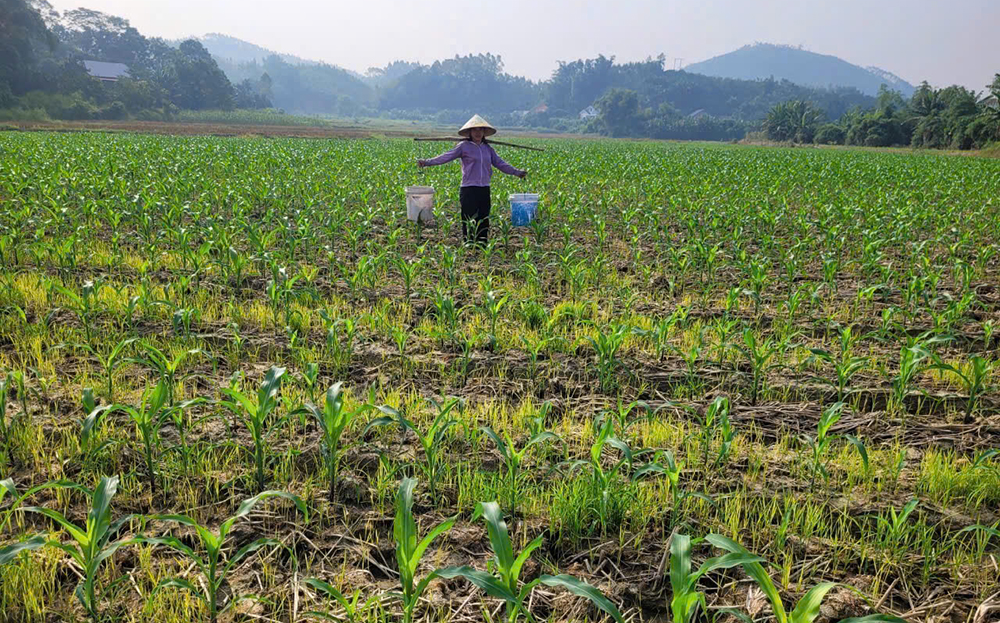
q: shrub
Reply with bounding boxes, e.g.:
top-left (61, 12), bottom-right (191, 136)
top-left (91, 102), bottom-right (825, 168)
top-left (814, 123), bottom-right (845, 145)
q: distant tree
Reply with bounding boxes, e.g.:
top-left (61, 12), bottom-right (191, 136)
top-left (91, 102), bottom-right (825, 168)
top-left (763, 100), bottom-right (823, 142)
top-left (365, 60), bottom-right (422, 86)
top-left (234, 75), bottom-right (272, 109)
top-left (0, 0), bottom-right (57, 94)
top-left (813, 123), bottom-right (845, 145)
top-left (56, 8), bottom-right (151, 67)
top-left (162, 40), bottom-right (235, 110)
top-left (594, 88), bottom-right (644, 137)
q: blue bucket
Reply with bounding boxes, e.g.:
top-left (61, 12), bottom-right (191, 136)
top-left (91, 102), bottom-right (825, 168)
top-left (510, 193), bottom-right (539, 227)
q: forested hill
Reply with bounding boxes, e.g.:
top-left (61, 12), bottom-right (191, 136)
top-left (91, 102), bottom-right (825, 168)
top-left (686, 43), bottom-right (916, 97)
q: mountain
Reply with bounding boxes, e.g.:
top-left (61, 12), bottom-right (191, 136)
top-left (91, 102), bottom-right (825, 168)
top-left (685, 43), bottom-right (915, 97)
top-left (186, 33), bottom-right (320, 68)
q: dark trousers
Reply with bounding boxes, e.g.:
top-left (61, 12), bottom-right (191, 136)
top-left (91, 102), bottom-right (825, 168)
top-left (460, 185), bottom-right (491, 245)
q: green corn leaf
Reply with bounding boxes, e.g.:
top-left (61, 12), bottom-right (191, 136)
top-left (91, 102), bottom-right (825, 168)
top-left (788, 582), bottom-right (838, 623)
top-left (475, 501), bottom-right (515, 577)
top-left (837, 616), bottom-right (906, 623)
top-left (0, 535), bottom-right (47, 564)
top-left (410, 517), bottom-right (457, 576)
top-left (844, 434), bottom-right (869, 473)
top-left (436, 566), bottom-right (519, 603)
top-left (704, 533), bottom-right (787, 623)
top-left (539, 574), bottom-right (624, 623)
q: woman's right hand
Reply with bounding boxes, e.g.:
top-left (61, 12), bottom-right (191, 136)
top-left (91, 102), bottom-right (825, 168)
top-left (416, 159), bottom-right (427, 168)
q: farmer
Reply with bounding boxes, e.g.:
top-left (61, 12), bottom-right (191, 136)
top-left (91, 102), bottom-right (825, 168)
top-left (417, 114), bottom-right (527, 246)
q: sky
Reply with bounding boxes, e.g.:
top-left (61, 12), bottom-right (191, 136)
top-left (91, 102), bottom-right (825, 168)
top-left (45, 0), bottom-right (998, 92)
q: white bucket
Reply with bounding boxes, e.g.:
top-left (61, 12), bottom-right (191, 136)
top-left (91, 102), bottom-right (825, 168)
top-left (405, 186), bottom-right (435, 223)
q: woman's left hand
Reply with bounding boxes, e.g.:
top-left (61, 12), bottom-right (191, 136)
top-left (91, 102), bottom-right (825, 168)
top-left (517, 170), bottom-right (528, 179)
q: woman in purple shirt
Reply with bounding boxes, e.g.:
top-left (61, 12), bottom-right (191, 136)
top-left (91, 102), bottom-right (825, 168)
top-left (417, 114), bottom-right (527, 245)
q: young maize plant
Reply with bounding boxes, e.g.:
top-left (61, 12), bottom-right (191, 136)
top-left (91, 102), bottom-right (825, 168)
top-left (390, 477), bottom-right (457, 623)
top-left (64, 338), bottom-right (136, 403)
top-left (0, 476), bottom-right (139, 621)
top-left (365, 397), bottom-right (461, 501)
top-left (304, 577), bottom-right (382, 622)
top-left (480, 425), bottom-right (559, 515)
top-left (736, 327), bottom-right (782, 406)
top-left (890, 332), bottom-right (948, 413)
top-left (586, 323), bottom-right (630, 392)
top-left (704, 533), bottom-right (904, 623)
top-left (51, 280), bottom-right (102, 345)
top-left (128, 343), bottom-right (206, 406)
top-left (222, 366), bottom-right (287, 492)
top-left (562, 418), bottom-right (667, 533)
top-left (668, 533), bottom-right (764, 623)
top-left (661, 450), bottom-right (713, 530)
top-left (806, 326), bottom-right (869, 403)
top-left (929, 354), bottom-right (995, 423)
top-left (299, 382), bottom-right (374, 502)
top-left (806, 402), bottom-right (869, 492)
top-left (437, 501), bottom-right (625, 623)
top-left (139, 490), bottom-right (307, 623)
top-left (0, 376), bottom-right (9, 463)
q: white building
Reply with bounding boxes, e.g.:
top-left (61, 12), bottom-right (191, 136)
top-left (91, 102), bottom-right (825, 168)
top-left (579, 105), bottom-right (599, 120)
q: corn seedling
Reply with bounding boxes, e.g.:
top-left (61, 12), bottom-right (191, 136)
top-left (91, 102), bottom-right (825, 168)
top-left (586, 323), bottom-right (630, 392)
top-left (705, 533), bottom-right (904, 623)
top-left (390, 477), bottom-right (457, 623)
top-left (806, 326), bottom-right (869, 403)
top-left (437, 501), bottom-right (625, 623)
top-left (929, 354), bottom-right (994, 423)
top-left (140, 490), bottom-right (307, 623)
top-left (667, 533), bottom-right (764, 623)
top-left (805, 402), bottom-right (868, 492)
top-left (222, 366), bottom-right (287, 492)
top-left (366, 397), bottom-right (461, 501)
top-left (300, 382), bottom-right (373, 502)
top-left (0, 476), bottom-right (138, 620)
top-left (481, 426), bottom-right (559, 515)
top-left (304, 578), bottom-right (381, 622)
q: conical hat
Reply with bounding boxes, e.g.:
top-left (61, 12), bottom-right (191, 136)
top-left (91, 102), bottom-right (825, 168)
top-left (458, 114), bottom-right (497, 137)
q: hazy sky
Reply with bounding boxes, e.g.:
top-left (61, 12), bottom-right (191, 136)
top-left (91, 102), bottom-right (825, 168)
top-left (46, 0), bottom-right (997, 92)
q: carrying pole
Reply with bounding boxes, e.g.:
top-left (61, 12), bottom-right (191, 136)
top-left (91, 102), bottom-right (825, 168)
top-left (414, 137), bottom-right (544, 152)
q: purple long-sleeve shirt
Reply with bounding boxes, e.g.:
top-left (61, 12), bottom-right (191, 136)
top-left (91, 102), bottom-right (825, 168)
top-left (421, 140), bottom-right (524, 187)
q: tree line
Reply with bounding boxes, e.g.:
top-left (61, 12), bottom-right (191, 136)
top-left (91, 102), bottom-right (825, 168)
top-left (762, 80), bottom-right (1000, 150)
top-left (2, 0), bottom-right (997, 150)
top-left (0, 0), bottom-right (272, 121)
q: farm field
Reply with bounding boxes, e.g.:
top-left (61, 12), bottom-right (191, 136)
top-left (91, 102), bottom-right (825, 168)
top-left (0, 132), bottom-right (998, 623)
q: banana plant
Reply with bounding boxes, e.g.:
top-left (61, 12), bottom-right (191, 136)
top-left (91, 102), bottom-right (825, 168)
top-left (221, 366), bottom-right (287, 492)
top-left (481, 426), bottom-right (559, 514)
top-left (299, 382), bottom-right (373, 502)
top-left (437, 501), bottom-right (625, 623)
top-left (390, 477), bottom-right (457, 623)
top-left (365, 397), bottom-right (460, 501)
top-left (0, 476), bottom-right (139, 620)
top-left (140, 490), bottom-right (307, 623)
top-left (805, 402), bottom-right (868, 492)
top-left (668, 533), bottom-right (764, 623)
top-left (705, 534), bottom-right (904, 623)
